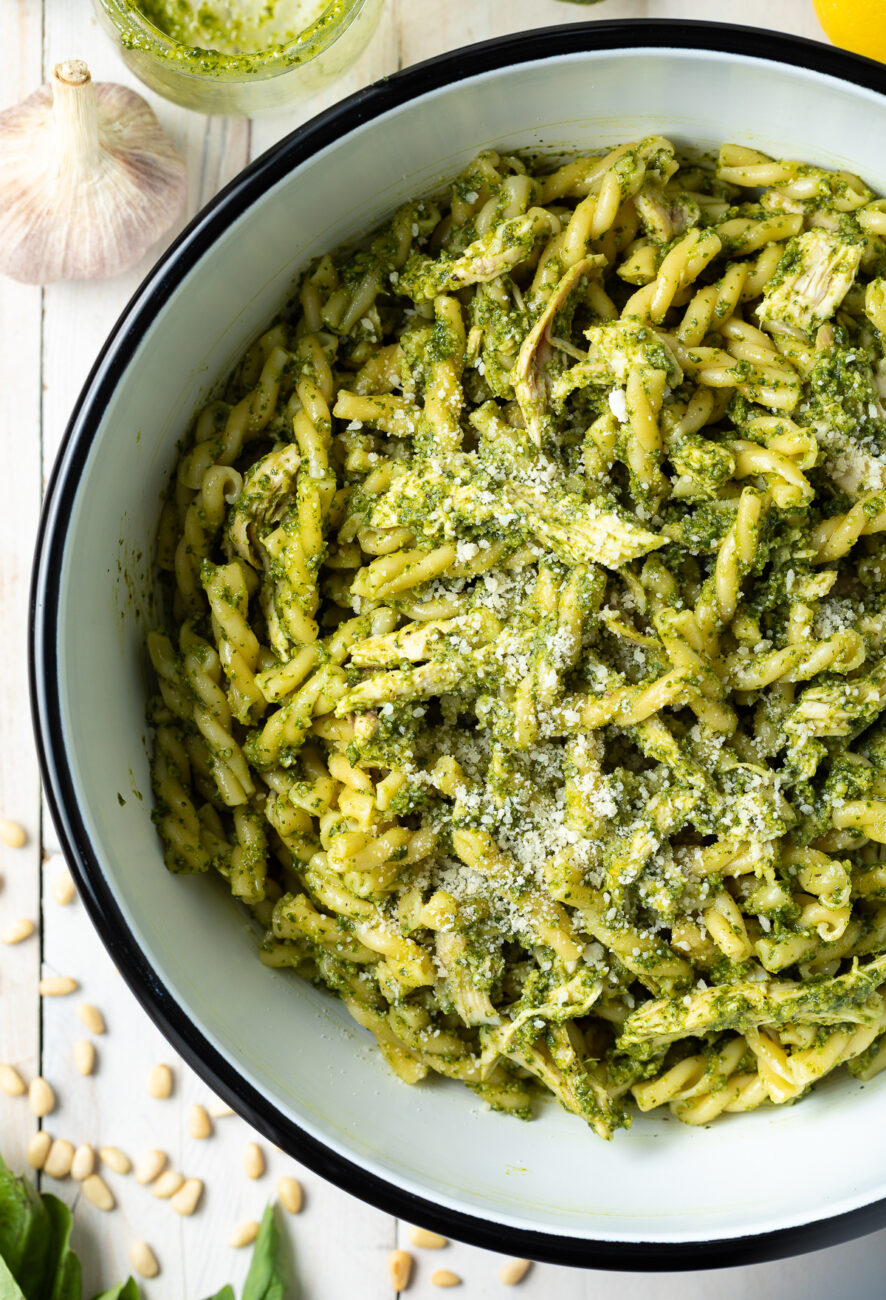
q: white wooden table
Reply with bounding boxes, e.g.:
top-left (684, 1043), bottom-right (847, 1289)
top-left (3, 1), bottom-right (886, 1295)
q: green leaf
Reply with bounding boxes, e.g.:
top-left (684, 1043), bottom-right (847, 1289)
top-left (199, 1289), bottom-right (235, 1300)
top-left (0, 1153), bottom-right (53, 1298)
top-left (0, 1255), bottom-right (28, 1300)
top-left (0, 1155), bottom-right (136, 1300)
top-left (90, 1280), bottom-right (139, 1300)
top-left (241, 1205), bottom-right (285, 1300)
top-left (40, 1195), bottom-right (82, 1300)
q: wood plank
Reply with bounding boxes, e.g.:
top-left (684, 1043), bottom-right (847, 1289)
top-left (396, 0), bottom-right (825, 65)
top-left (651, 0), bottom-right (824, 36)
top-left (397, 0), bottom-right (646, 65)
top-left (392, 1225), bottom-right (886, 1300)
top-left (0, 0), bottom-right (45, 1178)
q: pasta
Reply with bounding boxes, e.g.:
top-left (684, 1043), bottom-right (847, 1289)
top-left (148, 135), bottom-right (886, 1138)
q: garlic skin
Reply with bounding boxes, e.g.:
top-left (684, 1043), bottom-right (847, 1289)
top-left (0, 60), bottom-right (187, 284)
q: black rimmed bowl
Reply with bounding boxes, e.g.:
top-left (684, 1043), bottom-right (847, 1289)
top-left (30, 20), bottom-right (886, 1270)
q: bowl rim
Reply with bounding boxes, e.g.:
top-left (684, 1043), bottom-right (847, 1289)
top-left (29, 17), bottom-right (886, 1272)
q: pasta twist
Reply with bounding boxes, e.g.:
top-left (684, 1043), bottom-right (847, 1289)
top-left (147, 136), bottom-right (886, 1138)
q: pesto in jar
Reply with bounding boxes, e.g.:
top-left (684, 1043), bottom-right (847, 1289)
top-left (133, 0), bottom-right (335, 55)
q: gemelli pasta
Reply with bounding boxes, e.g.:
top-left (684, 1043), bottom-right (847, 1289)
top-left (149, 136), bottom-right (886, 1137)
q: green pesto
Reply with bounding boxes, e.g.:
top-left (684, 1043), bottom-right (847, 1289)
top-left (148, 135), bottom-right (886, 1139)
top-left (122, 0), bottom-right (337, 59)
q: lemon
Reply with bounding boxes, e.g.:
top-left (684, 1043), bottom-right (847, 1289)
top-left (814, 0), bottom-right (886, 62)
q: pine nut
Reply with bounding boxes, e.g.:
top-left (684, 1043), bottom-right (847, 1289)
top-left (130, 1240), bottom-right (159, 1279)
top-left (0, 818), bottom-right (26, 848)
top-left (77, 1003), bottom-right (106, 1035)
top-left (243, 1141), bottom-right (265, 1179)
top-left (188, 1103), bottom-right (211, 1139)
top-left (229, 1219), bottom-right (260, 1249)
top-left (208, 1100), bottom-right (234, 1118)
top-left (152, 1170), bottom-right (184, 1199)
top-left (72, 1143), bottom-right (95, 1181)
top-left (44, 1138), bottom-right (74, 1179)
top-left (409, 1227), bottom-right (448, 1249)
top-left (171, 1177), bottom-right (203, 1216)
top-left (39, 976), bottom-right (77, 997)
top-left (135, 1148), bottom-right (167, 1184)
top-left (498, 1259), bottom-right (532, 1286)
top-left (27, 1130), bottom-right (52, 1170)
top-left (99, 1145), bottom-right (131, 1175)
top-left (276, 1175), bottom-right (303, 1215)
top-left (430, 1270), bottom-right (461, 1288)
top-left (83, 1173), bottom-right (114, 1211)
top-left (0, 1064), bottom-right (25, 1096)
top-left (29, 1076), bottom-right (55, 1117)
top-left (73, 1040), bottom-right (95, 1076)
top-left (388, 1249), bottom-right (413, 1291)
top-left (146, 1063), bottom-right (173, 1099)
top-left (1, 918), bottom-right (35, 945)
top-left (52, 871), bottom-right (76, 905)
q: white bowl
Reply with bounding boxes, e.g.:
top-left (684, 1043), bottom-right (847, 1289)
top-left (31, 20), bottom-right (886, 1269)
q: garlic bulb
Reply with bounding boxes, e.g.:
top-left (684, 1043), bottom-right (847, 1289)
top-left (0, 60), bottom-right (187, 284)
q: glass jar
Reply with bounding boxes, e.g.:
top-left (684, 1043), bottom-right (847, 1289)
top-left (93, 0), bottom-right (384, 115)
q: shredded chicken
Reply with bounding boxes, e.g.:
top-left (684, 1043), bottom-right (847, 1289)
top-left (513, 256), bottom-right (603, 445)
top-left (226, 444), bottom-right (301, 567)
top-left (759, 228), bottom-right (862, 337)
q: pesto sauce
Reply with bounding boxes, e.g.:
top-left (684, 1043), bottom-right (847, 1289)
top-left (127, 0), bottom-right (337, 57)
top-left (149, 132), bottom-right (886, 1137)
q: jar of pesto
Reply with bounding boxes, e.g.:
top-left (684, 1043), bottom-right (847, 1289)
top-left (93, 0), bottom-right (384, 115)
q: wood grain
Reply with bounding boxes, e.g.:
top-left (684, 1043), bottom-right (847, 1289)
top-left (0, 0), bottom-right (44, 1178)
top-left (3, 1), bottom-right (885, 1296)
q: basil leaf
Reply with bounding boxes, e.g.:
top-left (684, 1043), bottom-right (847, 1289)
top-left (199, 1289), bottom-right (235, 1300)
top-left (0, 1255), bottom-right (28, 1300)
top-left (0, 1154), bottom-right (53, 1298)
top-left (241, 1205), bottom-right (285, 1300)
top-left (90, 1280), bottom-right (139, 1300)
top-left (40, 1195), bottom-right (82, 1300)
